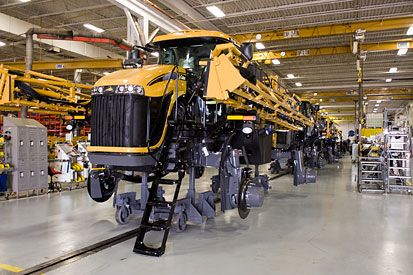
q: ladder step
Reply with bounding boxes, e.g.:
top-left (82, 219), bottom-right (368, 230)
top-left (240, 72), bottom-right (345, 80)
top-left (388, 150), bottom-right (409, 153)
top-left (147, 200), bottom-right (175, 208)
top-left (361, 171), bottom-right (382, 173)
top-left (388, 158), bottom-right (409, 161)
top-left (389, 167), bottom-right (410, 170)
top-left (153, 179), bottom-right (180, 185)
top-left (133, 242), bottom-right (166, 257)
top-left (360, 162), bottom-right (381, 165)
top-left (388, 176), bottom-right (411, 179)
top-left (361, 179), bottom-right (384, 182)
top-left (140, 219), bottom-right (169, 231)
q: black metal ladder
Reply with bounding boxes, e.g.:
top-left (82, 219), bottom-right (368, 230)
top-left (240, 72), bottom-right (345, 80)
top-left (133, 177), bottom-right (182, 256)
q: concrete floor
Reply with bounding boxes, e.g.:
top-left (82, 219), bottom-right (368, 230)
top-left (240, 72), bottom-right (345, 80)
top-left (0, 156), bottom-right (412, 275)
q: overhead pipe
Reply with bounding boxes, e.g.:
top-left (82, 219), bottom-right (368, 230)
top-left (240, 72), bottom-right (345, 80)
top-left (25, 28), bottom-right (133, 71)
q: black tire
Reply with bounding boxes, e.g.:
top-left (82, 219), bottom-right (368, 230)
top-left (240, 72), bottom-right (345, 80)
top-left (115, 206), bottom-right (130, 225)
top-left (194, 167), bottom-right (205, 179)
top-left (87, 174), bottom-right (115, 203)
top-left (171, 212), bottom-right (187, 233)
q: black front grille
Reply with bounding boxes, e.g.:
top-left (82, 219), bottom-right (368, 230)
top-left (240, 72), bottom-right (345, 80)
top-left (91, 94), bottom-right (148, 147)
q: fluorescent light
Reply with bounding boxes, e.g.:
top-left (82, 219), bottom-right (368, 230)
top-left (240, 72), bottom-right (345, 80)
top-left (386, 78), bottom-right (392, 82)
top-left (397, 48), bottom-right (408, 55)
top-left (375, 104), bottom-right (379, 107)
top-left (0, 41), bottom-right (5, 47)
top-left (314, 92), bottom-right (317, 96)
top-left (103, 72), bottom-right (110, 75)
top-left (287, 74), bottom-right (295, 78)
top-left (407, 26), bottom-right (413, 35)
top-left (83, 23), bottom-right (104, 33)
top-left (256, 34), bottom-right (262, 40)
top-left (19, 0), bottom-right (31, 2)
top-left (376, 100), bottom-right (381, 103)
top-left (373, 110), bottom-right (377, 113)
top-left (255, 42), bottom-right (265, 50)
top-left (272, 59), bottom-right (280, 65)
top-left (374, 108), bottom-right (377, 111)
top-left (151, 52), bottom-right (159, 57)
top-left (320, 99), bottom-right (323, 102)
top-left (389, 67), bottom-right (397, 73)
top-left (206, 6), bottom-right (225, 18)
top-left (295, 82), bottom-right (302, 87)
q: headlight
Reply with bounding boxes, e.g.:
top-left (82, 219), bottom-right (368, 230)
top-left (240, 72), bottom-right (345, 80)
top-left (91, 85), bottom-right (145, 96)
top-left (91, 86), bottom-right (103, 95)
top-left (117, 85), bottom-right (144, 95)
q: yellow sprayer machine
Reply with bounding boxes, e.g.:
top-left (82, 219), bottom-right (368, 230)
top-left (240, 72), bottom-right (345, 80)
top-left (86, 30), bottom-right (316, 256)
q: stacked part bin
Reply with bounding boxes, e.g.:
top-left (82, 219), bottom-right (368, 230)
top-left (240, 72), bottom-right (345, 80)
top-left (3, 117), bottom-right (48, 196)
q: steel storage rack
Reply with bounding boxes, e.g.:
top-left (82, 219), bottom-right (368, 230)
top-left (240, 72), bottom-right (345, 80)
top-left (383, 108), bottom-right (412, 194)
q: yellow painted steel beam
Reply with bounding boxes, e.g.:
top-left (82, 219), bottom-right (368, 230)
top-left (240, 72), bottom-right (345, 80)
top-left (233, 16), bottom-right (413, 43)
top-left (253, 41), bottom-right (413, 61)
top-left (0, 105), bottom-right (68, 115)
top-left (2, 59), bottom-right (123, 71)
top-left (309, 95), bottom-right (413, 103)
top-left (300, 90), bottom-right (411, 98)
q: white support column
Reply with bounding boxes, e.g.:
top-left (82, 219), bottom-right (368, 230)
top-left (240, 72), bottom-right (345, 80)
top-left (125, 8), bottom-right (142, 46)
top-left (138, 16), bottom-right (149, 45)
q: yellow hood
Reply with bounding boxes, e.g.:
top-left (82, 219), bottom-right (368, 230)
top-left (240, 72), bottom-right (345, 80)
top-left (94, 65), bottom-right (186, 97)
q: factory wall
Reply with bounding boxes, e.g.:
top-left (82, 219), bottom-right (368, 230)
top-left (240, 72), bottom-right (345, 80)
top-left (337, 122), bottom-right (356, 140)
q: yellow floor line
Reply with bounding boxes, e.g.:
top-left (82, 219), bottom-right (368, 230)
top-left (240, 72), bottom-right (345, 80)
top-left (0, 263), bottom-right (46, 275)
top-left (0, 263), bottom-right (24, 273)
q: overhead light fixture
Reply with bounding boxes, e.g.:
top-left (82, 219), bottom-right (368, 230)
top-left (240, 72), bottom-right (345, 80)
top-left (295, 82), bottom-right (302, 87)
top-left (255, 42), bottom-right (265, 50)
top-left (19, 0), bottom-right (31, 2)
top-left (389, 67), bottom-right (397, 73)
top-left (386, 78), bottom-right (392, 82)
top-left (320, 99), bottom-right (323, 102)
top-left (103, 72), bottom-right (110, 76)
top-left (314, 92), bottom-right (317, 96)
top-left (256, 34), bottom-right (262, 40)
top-left (0, 41), bottom-right (6, 47)
top-left (206, 6), bottom-right (225, 18)
top-left (376, 100), bottom-right (381, 103)
top-left (407, 26), bottom-right (413, 35)
top-left (151, 52), bottom-right (159, 57)
top-left (272, 59), bottom-right (280, 65)
top-left (397, 48), bottom-right (408, 56)
top-left (83, 23), bottom-right (104, 33)
top-left (287, 74), bottom-right (295, 78)
top-left (280, 51), bottom-right (286, 56)
top-left (375, 104), bottom-right (379, 107)
top-left (373, 110), bottom-right (377, 113)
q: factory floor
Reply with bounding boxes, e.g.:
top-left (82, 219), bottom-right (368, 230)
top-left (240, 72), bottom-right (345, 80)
top-left (0, 156), bottom-right (412, 275)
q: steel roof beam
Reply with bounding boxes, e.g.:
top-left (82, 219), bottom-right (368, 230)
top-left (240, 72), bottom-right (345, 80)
top-left (232, 16), bottom-right (413, 42)
top-left (0, 12), bottom-right (123, 59)
top-left (28, 4), bottom-right (114, 19)
top-left (253, 41), bottom-right (413, 61)
top-left (109, 0), bottom-right (187, 33)
top-left (156, 0), bottom-right (220, 31)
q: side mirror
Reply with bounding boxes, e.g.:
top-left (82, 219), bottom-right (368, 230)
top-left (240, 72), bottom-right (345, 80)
top-left (240, 43), bottom-right (253, 60)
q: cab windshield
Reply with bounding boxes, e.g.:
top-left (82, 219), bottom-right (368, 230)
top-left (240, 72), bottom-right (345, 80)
top-left (157, 37), bottom-right (230, 77)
